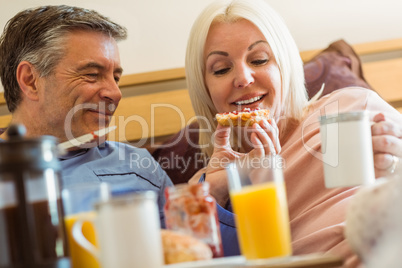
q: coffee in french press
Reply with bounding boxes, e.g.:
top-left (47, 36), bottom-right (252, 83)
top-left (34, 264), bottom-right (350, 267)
top-left (0, 125), bottom-right (68, 268)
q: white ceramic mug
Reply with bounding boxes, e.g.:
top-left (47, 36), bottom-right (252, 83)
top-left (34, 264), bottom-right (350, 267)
top-left (72, 191), bottom-right (163, 268)
top-left (319, 111), bottom-right (375, 188)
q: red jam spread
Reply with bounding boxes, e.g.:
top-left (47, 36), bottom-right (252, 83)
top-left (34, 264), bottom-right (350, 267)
top-left (164, 183), bottom-right (224, 258)
top-left (221, 107), bottom-right (260, 115)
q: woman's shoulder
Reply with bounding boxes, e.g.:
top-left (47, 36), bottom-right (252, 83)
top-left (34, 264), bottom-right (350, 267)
top-left (311, 87), bottom-right (378, 111)
top-left (321, 86), bottom-right (376, 101)
top-left (305, 86), bottom-right (401, 124)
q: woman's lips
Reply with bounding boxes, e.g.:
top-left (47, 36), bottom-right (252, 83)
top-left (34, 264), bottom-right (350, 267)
top-left (232, 94), bottom-right (266, 106)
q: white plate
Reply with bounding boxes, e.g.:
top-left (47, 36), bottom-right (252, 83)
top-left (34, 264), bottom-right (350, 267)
top-left (163, 255), bottom-right (294, 268)
top-left (163, 253), bottom-right (342, 268)
top-left (164, 256), bottom-right (246, 268)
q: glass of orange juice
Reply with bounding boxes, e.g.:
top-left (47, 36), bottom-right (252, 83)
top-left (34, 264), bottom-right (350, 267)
top-left (226, 155), bottom-right (292, 262)
top-left (61, 183), bottom-right (110, 268)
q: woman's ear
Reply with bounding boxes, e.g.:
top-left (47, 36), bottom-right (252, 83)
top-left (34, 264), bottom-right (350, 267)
top-left (16, 61), bottom-right (40, 101)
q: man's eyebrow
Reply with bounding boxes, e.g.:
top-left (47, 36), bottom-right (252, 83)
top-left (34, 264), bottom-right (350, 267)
top-left (76, 62), bottom-right (105, 72)
top-left (248, 40), bottom-right (268, 51)
top-left (76, 62), bottom-right (123, 74)
top-left (115, 66), bottom-right (123, 75)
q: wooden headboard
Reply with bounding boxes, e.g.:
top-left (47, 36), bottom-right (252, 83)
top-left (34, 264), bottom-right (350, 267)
top-left (0, 38), bottom-right (401, 144)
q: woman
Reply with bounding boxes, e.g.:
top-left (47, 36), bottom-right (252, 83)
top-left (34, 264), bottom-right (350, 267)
top-left (185, 0), bottom-right (402, 266)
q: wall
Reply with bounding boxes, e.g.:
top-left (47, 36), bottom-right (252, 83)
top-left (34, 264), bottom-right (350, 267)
top-left (1, 0), bottom-right (401, 76)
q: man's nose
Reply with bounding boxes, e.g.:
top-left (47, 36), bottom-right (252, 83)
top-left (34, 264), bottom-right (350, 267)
top-left (100, 77), bottom-right (122, 104)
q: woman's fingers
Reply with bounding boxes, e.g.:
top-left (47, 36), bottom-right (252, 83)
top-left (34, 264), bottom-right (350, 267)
top-left (374, 153), bottom-right (394, 170)
top-left (212, 119), bottom-right (280, 171)
top-left (372, 119), bottom-right (402, 138)
top-left (372, 134), bottom-right (402, 177)
top-left (210, 124), bottom-right (243, 170)
top-left (372, 112), bottom-right (386, 123)
top-left (253, 119), bottom-right (280, 154)
top-left (371, 113), bottom-right (402, 176)
top-left (248, 132), bottom-right (268, 159)
top-left (212, 124), bottom-right (232, 151)
top-left (246, 121), bottom-right (279, 158)
top-left (261, 119), bottom-right (281, 154)
top-left (374, 153), bottom-right (400, 178)
top-left (372, 135), bottom-right (402, 157)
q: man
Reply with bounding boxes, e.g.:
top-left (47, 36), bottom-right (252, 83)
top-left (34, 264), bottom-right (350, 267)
top-left (0, 5), bottom-right (173, 216)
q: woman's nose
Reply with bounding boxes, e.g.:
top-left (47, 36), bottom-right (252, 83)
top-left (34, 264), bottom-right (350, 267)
top-left (234, 65), bottom-right (254, 88)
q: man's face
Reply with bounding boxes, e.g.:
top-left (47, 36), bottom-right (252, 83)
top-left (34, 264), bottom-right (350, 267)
top-left (37, 30), bottom-right (122, 141)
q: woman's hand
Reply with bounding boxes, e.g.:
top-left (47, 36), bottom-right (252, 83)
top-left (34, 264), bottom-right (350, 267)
top-left (371, 113), bottom-right (402, 177)
top-left (205, 119), bottom-right (280, 207)
top-left (249, 119), bottom-right (281, 157)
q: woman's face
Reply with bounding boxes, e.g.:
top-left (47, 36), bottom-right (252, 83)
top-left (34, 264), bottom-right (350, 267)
top-left (204, 19), bottom-right (282, 119)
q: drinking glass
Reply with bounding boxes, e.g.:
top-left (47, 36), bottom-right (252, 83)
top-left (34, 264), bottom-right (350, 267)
top-left (226, 155), bottom-right (292, 262)
top-left (72, 191), bottom-right (164, 268)
top-left (61, 183), bottom-right (111, 268)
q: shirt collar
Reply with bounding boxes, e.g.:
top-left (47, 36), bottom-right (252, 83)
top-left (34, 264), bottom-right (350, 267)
top-left (58, 148), bottom-right (90, 161)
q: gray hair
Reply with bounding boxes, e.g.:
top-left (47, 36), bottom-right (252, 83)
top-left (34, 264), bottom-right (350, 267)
top-left (0, 5), bottom-right (127, 112)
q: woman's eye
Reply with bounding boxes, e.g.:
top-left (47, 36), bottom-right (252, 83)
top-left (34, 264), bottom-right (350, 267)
top-left (114, 76), bottom-right (121, 83)
top-left (213, 68), bottom-right (230, 75)
top-left (251, 59), bottom-right (268, 65)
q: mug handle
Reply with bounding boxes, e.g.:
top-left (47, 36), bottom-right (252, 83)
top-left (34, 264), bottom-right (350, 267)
top-left (72, 217), bottom-right (100, 259)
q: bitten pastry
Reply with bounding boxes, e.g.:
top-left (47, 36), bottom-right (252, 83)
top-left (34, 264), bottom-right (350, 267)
top-left (161, 229), bottom-right (213, 264)
top-left (216, 108), bottom-right (270, 127)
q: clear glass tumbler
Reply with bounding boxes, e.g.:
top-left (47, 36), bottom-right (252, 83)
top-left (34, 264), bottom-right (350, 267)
top-left (226, 155), bottom-right (292, 262)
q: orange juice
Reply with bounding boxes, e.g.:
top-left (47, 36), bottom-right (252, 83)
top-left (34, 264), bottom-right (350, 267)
top-left (230, 181), bottom-right (292, 260)
top-left (65, 212), bottom-right (99, 268)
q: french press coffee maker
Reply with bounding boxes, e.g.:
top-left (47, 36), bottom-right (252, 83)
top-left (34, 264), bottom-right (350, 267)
top-left (0, 125), bottom-right (68, 268)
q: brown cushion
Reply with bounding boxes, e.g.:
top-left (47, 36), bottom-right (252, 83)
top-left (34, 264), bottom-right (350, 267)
top-left (305, 39), bottom-right (372, 98)
top-left (152, 39), bottom-right (373, 184)
top-left (152, 121), bottom-right (202, 184)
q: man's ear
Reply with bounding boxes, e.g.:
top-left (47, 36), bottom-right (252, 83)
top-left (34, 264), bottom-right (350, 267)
top-left (16, 61), bottom-right (40, 101)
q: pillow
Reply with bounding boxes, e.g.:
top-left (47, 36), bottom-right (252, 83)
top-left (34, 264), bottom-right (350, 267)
top-left (152, 121), bottom-right (201, 184)
top-left (152, 39), bottom-right (373, 184)
top-left (305, 39), bottom-right (373, 98)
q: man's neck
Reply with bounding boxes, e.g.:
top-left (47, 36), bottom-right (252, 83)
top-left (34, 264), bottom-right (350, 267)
top-left (1, 112), bottom-right (44, 140)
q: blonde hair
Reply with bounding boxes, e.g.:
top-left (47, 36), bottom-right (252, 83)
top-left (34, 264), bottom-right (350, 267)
top-left (185, 0), bottom-right (308, 158)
